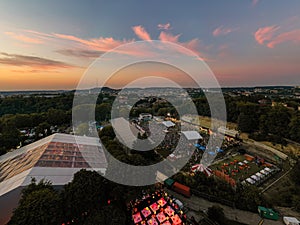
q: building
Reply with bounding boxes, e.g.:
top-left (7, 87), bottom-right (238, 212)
top-left (217, 127), bottom-right (239, 138)
top-left (0, 133), bottom-right (107, 225)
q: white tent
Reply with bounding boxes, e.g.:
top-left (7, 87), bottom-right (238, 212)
top-left (256, 172), bottom-right (264, 178)
top-left (251, 175), bottom-right (259, 181)
top-left (246, 178), bottom-right (255, 184)
top-left (191, 164), bottom-right (212, 176)
top-left (265, 167), bottom-right (272, 172)
top-left (181, 131), bottom-right (202, 140)
top-left (263, 168), bottom-right (271, 174)
top-left (162, 121), bottom-right (175, 128)
top-left (283, 216), bottom-right (300, 225)
top-left (260, 169), bottom-right (268, 175)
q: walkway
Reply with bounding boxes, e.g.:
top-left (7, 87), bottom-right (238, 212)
top-left (166, 189), bottom-right (283, 225)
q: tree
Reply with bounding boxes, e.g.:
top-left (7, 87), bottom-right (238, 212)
top-left (76, 123), bottom-right (90, 136)
top-left (8, 179), bottom-right (62, 225)
top-left (0, 119), bottom-right (21, 151)
top-left (289, 116), bottom-right (300, 142)
top-left (35, 122), bottom-right (50, 138)
top-left (61, 170), bottom-right (108, 223)
top-left (262, 106), bottom-right (291, 138)
top-left (95, 103), bottom-right (111, 121)
top-left (291, 160), bottom-right (300, 185)
top-left (82, 205), bottom-right (127, 225)
top-left (46, 108), bottom-right (69, 126)
top-left (235, 185), bottom-right (264, 212)
top-left (99, 125), bottom-right (115, 139)
top-left (207, 205), bottom-right (225, 223)
top-left (238, 113), bottom-right (255, 133)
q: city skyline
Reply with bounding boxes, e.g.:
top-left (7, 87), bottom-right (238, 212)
top-left (1, 0), bottom-right (300, 90)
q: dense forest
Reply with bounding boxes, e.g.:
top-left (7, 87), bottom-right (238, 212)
top-left (0, 91), bottom-right (299, 156)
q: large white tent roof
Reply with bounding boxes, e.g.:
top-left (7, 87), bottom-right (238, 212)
top-left (181, 131), bottom-right (203, 140)
top-left (0, 133), bottom-right (107, 197)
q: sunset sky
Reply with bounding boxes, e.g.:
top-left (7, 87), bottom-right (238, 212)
top-left (0, 0), bottom-right (300, 90)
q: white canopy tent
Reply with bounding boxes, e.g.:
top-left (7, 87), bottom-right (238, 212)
top-left (255, 172), bottom-right (264, 178)
top-left (181, 131), bottom-right (203, 141)
top-left (162, 121), bottom-right (175, 128)
top-left (251, 175), bottom-right (259, 181)
top-left (246, 178), bottom-right (256, 185)
top-left (260, 169), bottom-right (269, 175)
top-left (265, 167), bottom-right (272, 172)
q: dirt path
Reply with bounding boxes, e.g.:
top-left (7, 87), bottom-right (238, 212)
top-left (260, 168), bottom-right (293, 193)
top-left (166, 189), bottom-right (283, 225)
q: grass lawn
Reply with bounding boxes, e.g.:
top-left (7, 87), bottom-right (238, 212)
top-left (209, 154), bottom-right (267, 182)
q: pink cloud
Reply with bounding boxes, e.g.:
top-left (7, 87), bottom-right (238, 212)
top-left (212, 26), bottom-right (237, 37)
top-left (132, 25), bottom-right (151, 41)
top-left (255, 25), bottom-right (300, 48)
top-left (4, 31), bottom-right (44, 44)
top-left (254, 25), bottom-right (280, 45)
top-left (8, 27), bottom-right (207, 59)
top-left (157, 23), bottom-right (171, 30)
top-left (159, 31), bottom-right (181, 42)
top-left (267, 29), bottom-right (300, 48)
top-left (252, 0), bottom-right (259, 6)
top-left (158, 31), bottom-right (205, 59)
top-left (53, 33), bottom-right (131, 51)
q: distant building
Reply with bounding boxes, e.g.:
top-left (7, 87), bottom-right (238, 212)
top-left (258, 99), bottom-right (271, 106)
top-left (0, 133), bottom-right (107, 225)
top-left (217, 127), bottom-right (239, 138)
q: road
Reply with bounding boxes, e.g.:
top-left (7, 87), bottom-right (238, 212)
top-left (166, 189), bottom-right (284, 225)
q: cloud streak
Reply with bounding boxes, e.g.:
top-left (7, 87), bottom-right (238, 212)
top-left (55, 49), bottom-right (105, 58)
top-left (254, 25), bottom-right (280, 45)
top-left (4, 31), bottom-right (44, 44)
top-left (0, 52), bottom-right (75, 70)
top-left (267, 29), bottom-right (300, 48)
top-left (6, 26), bottom-right (207, 59)
top-left (213, 26), bottom-right (238, 37)
top-left (159, 31), bottom-right (181, 42)
top-left (158, 31), bottom-right (205, 58)
top-left (254, 25), bottom-right (300, 48)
